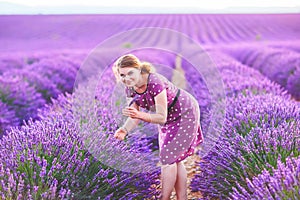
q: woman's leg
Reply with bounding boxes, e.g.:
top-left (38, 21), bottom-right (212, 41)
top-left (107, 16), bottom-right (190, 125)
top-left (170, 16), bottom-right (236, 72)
top-left (175, 161), bottom-right (187, 200)
top-left (161, 163), bottom-right (177, 200)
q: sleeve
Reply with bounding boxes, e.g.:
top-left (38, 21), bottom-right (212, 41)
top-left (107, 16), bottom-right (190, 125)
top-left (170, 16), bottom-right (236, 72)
top-left (149, 74), bottom-right (167, 97)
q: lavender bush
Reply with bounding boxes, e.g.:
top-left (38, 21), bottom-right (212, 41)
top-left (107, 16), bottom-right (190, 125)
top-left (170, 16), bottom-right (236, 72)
top-left (208, 51), bottom-right (287, 98)
top-left (2, 53), bottom-right (83, 102)
top-left (286, 67), bottom-right (300, 100)
top-left (191, 92), bottom-right (300, 199)
top-left (3, 69), bottom-right (60, 103)
top-left (0, 51), bottom-right (86, 75)
top-left (0, 101), bottom-right (18, 137)
top-left (222, 45), bottom-right (300, 100)
top-left (0, 52), bottom-right (85, 134)
top-left (0, 75), bottom-right (45, 127)
top-left (230, 156), bottom-right (300, 199)
top-left (0, 53), bottom-right (33, 74)
top-left (25, 57), bottom-right (79, 95)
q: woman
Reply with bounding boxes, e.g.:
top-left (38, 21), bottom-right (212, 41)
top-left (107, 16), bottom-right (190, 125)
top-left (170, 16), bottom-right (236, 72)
top-left (113, 54), bottom-right (203, 200)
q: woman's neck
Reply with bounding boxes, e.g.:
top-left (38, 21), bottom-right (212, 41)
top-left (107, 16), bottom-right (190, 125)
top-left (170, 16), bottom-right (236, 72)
top-left (135, 73), bottom-right (148, 88)
top-left (134, 73), bottom-right (149, 92)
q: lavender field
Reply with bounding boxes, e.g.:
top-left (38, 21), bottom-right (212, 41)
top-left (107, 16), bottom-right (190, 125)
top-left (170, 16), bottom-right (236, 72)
top-left (0, 14), bottom-right (300, 199)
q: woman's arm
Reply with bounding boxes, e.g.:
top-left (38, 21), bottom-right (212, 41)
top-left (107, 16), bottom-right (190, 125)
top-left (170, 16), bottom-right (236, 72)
top-left (114, 102), bottom-right (140, 140)
top-left (122, 89), bottom-right (168, 124)
top-left (121, 102), bottom-right (140, 132)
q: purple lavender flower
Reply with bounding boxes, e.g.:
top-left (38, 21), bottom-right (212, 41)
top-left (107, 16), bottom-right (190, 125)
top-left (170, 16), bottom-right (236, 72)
top-left (230, 156), bottom-right (300, 199)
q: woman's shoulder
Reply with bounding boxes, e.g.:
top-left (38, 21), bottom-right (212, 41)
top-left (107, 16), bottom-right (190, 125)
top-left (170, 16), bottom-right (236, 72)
top-left (149, 72), bottom-right (167, 83)
top-left (147, 72), bottom-right (170, 96)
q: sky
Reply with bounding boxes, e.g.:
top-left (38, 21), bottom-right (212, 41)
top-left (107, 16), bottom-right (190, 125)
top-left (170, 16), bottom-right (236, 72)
top-left (1, 0), bottom-right (300, 14)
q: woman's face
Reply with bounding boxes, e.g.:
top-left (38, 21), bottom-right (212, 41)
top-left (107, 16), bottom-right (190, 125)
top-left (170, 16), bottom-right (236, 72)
top-left (118, 67), bottom-right (141, 87)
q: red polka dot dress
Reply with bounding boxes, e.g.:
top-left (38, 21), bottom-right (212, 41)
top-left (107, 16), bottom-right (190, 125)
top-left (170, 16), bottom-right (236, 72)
top-left (126, 73), bottom-right (203, 165)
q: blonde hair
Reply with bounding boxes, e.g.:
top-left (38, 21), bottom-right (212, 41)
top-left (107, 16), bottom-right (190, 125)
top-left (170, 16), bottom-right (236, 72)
top-left (112, 54), bottom-right (154, 81)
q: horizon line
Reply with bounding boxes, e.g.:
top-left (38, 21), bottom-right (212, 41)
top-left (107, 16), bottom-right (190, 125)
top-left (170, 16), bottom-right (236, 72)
top-left (0, 2), bottom-right (299, 14)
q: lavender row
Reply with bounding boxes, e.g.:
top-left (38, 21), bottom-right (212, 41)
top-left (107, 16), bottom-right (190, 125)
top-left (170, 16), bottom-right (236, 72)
top-left (0, 76), bottom-right (45, 135)
top-left (190, 52), bottom-right (300, 199)
top-left (0, 72), bottom-right (161, 199)
top-left (221, 44), bottom-right (300, 100)
top-left (191, 94), bottom-right (299, 199)
top-left (0, 50), bottom-right (86, 75)
top-left (231, 156), bottom-right (300, 199)
top-left (266, 40), bottom-right (300, 53)
top-left (1, 14), bottom-right (299, 52)
top-left (0, 52), bottom-right (86, 137)
top-left (207, 50), bottom-right (287, 97)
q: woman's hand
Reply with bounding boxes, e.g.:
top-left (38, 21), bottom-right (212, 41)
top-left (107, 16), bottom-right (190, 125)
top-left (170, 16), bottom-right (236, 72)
top-left (122, 106), bottom-right (141, 119)
top-left (114, 128), bottom-right (127, 140)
